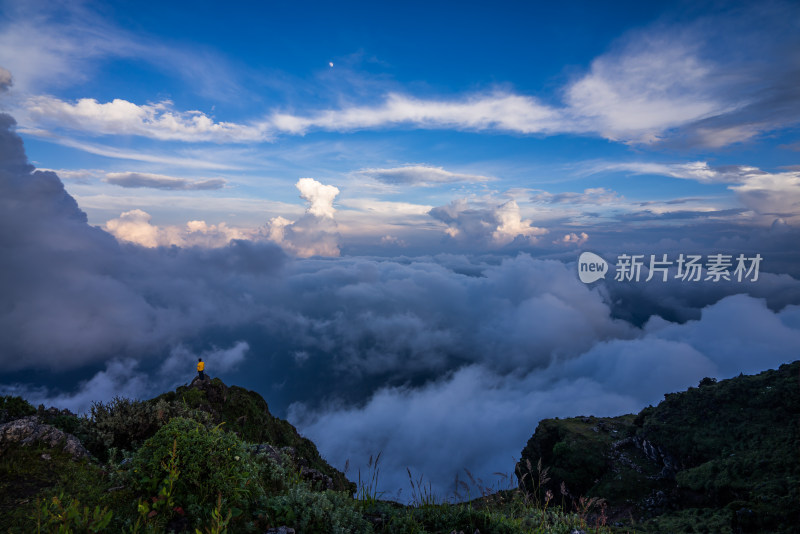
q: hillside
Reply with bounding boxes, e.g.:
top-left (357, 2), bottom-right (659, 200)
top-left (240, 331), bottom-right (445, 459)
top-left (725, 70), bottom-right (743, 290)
top-left (0, 376), bottom-right (355, 532)
top-left (1, 365), bottom-right (796, 533)
top-left (516, 361), bottom-right (800, 533)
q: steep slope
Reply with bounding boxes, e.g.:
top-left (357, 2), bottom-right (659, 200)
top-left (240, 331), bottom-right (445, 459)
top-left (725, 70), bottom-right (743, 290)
top-left (516, 360), bottom-right (800, 533)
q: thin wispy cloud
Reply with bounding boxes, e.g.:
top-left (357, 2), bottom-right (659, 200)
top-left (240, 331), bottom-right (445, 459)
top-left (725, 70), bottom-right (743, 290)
top-left (105, 172), bottom-right (226, 191)
top-left (357, 165), bottom-right (494, 186)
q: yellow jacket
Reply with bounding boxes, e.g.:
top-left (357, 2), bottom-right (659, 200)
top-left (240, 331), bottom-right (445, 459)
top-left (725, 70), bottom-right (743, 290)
top-left (197, 361), bottom-right (204, 372)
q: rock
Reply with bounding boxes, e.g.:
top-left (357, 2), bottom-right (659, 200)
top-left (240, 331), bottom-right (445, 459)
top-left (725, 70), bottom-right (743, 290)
top-left (0, 416), bottom-right (88, 459)
top-left (633, 436), bottom-right (681, 478)
top-left (189, 376), bottom-right (228, 405)
top-left (265, 527), bottom-right (295, 534)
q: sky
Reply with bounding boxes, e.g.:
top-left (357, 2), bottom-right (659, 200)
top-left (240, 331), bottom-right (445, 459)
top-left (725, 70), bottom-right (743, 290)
top-left (1, 0), bottom-right (799, 501)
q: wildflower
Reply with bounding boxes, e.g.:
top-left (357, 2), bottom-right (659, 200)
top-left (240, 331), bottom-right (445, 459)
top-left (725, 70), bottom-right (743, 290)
top-left (234, 455), bottom-right (240, 461)
top-left (545, 489), bottom-right (553, 503)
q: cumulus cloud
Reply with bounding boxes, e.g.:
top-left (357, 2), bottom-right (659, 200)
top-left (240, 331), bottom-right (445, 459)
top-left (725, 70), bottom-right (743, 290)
top-left (296, 177), bottom-right (339, 218)
top-left (554, 232), bottom-right (589, 246)
top-left (104, 209), bottom-right (252, 248)
top-left (105, 171), bottom-right (226, 190)
top-left (429, 198), bottom-right (547, 246)
top-left (357, 165), bottom-right (494, 186)
top-left (730, 171), bottom-right (800, 221)
top-left (265, 178), bottom-right (341, 257)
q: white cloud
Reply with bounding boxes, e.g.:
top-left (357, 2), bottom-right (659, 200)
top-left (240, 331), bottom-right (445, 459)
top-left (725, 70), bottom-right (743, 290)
top-left (531, 187), bottom-right (623, 205)
top-left (104, 209), bottom-right (161, 247)
top-left (5, 3), bottom-right (798, 151)
top-left (104, 209), bottom-right (252, 248)
top-left (296, 177), bottom-right (339, 218)
top-left (293, 295), bottom-right (800, 501)
top-left (0, 2), bottom-right (244, 98)
top-left (24, 96), bottom-right (271, 142)
top-left (1, 341), bottom-right (250, 414)
top-left (730, 171), bottom-right (800, 221)
top-left (593, 161), bottom-right (756, 183)
top-left (554, 232), bottom-right (589, 246)
top-left (105, 171), bottom-right (226, 190)
top-left (356, 165), bottom-right (494, 186)
top-left (565, 40), bottom-right (723, 143)
top-left (265, 178), bottom-right (341, 257)
top-left (271, 92), bottom-right (563, 135)
top-left (24, 132), bottom-right (243, 170)
top-left (429, 198), bottom-right (547, 246)
top-left (338, 198), bottom-right (433, 216)
top-left (590, 161), bottom-right (800, 223)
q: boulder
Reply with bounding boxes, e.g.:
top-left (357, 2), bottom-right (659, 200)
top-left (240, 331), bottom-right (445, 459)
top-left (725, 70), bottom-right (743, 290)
top-left (0, 415), bottom-right (88, 459)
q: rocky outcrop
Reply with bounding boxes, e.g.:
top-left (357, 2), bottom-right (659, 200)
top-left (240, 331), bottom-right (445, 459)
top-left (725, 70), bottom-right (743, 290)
top-left (632, 436), bottom-right (681, 478)
top-left (0, 416), bottom-right (88, 459)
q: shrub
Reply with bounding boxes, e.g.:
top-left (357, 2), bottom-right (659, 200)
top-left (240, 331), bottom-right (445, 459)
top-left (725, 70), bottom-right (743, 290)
top-left (0, 395), bottom-right (36, 422)
top-left (89, 397), bottom-right (208, 460)
top-left (130, 417), bottom-right (261, 527)
top-left (264, 484), bottom-right (373, 534)
top-left (33, 493), bottom-right (112, 533)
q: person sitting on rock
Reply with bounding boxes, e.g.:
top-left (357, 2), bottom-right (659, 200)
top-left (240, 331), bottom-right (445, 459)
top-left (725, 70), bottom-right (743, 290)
top-left (197, 358), bottom-right (206, 381)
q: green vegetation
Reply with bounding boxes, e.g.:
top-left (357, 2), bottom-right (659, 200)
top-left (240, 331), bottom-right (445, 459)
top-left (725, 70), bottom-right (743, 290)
top-left (0, 395), bottom-right (36, 421)
top-left (518, 361), bottom-right (800, 533)
top-left (1, 363), bottom-right (795, 533)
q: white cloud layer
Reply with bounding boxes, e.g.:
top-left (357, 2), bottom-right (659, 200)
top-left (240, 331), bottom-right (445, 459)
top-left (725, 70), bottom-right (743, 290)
top-left (292, 295), bottom-right (800, 500)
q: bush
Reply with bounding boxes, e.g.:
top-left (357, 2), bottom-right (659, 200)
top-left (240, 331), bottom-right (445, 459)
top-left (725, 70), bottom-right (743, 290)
top-left (89, 397), bottom-right (207, 460)
top-left (0, 395), bottom-right (36, 422)
top-left (264, 484), bottom-right (373, 534)
top-left (130, 417), bottom-right (261, 527)
top-left (33, 493), bottom-right (112, 533)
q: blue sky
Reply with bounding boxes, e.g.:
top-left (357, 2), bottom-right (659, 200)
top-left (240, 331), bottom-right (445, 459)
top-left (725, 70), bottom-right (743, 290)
top-left (1, 0), bottom-right (799, 500)
top-left (2, 0), bottom-right (799, 256)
